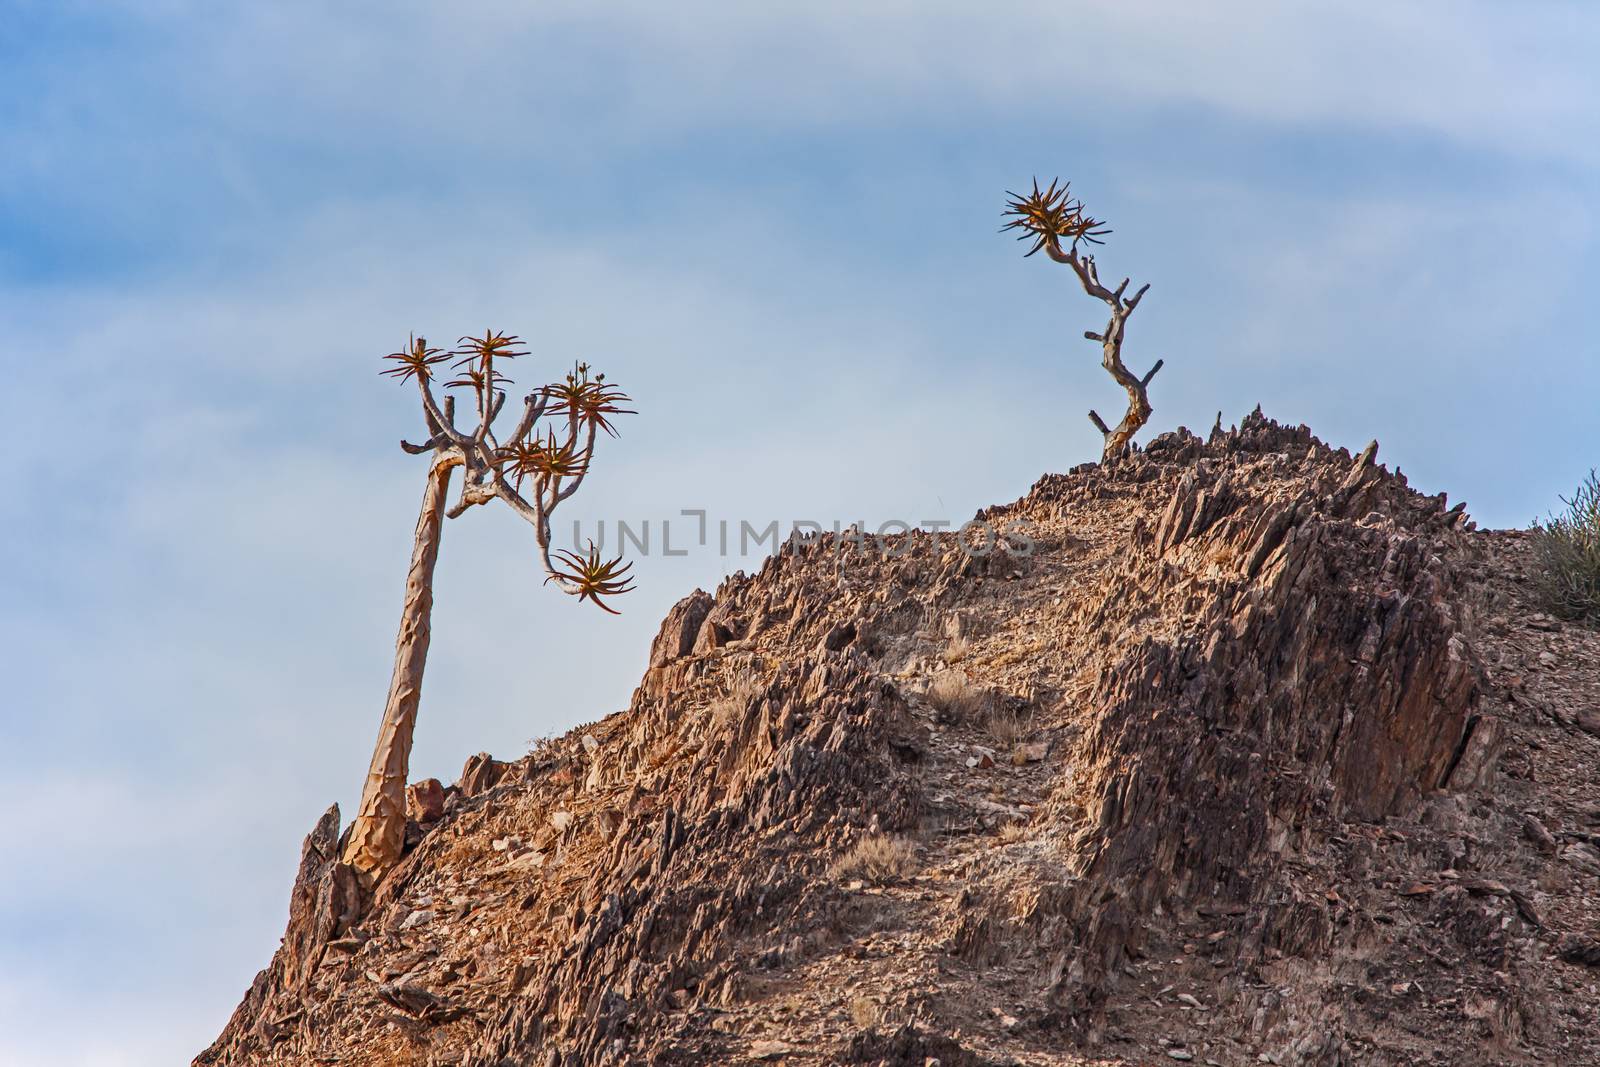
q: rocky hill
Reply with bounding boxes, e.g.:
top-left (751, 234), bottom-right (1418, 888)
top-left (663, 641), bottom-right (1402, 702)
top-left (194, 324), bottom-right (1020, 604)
top-left (197, 412), bottom-right (1600, 1066)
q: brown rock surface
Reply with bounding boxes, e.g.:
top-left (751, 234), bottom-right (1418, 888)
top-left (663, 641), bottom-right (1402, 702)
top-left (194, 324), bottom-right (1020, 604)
top-left (407, 778), bottom-right (446, 824)
top-left (197, 413), bottom-right (1600, 1066)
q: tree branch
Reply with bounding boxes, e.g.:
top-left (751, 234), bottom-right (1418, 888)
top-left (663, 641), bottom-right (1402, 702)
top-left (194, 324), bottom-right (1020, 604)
top-left (505, 391), bottom-right (550, 445)
top-left (472, 351), bottom-right (495, 441)
top-left (416, 379), bottom-right (470, 450)
top-left (491, 474), bottom-right (581, 595)
top-left (401, 436), bottom-right (444, 455)
top-left (470, 378), bottom-right (503, 447)
top-left (1043, 241), bottom-right (1157, 460)
top-left (554, 420), bottom-right (599, 504)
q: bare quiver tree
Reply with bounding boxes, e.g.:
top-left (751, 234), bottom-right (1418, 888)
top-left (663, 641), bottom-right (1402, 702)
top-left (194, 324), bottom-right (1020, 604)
top-left (1003, 178), bottom-right (1163, 461)
top-left (343, 331), bottom-right (636, 880)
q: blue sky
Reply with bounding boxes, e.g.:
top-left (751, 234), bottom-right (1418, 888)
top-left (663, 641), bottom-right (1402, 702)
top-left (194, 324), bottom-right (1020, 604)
top-left (1, 3), bottom-right (1596, 1063)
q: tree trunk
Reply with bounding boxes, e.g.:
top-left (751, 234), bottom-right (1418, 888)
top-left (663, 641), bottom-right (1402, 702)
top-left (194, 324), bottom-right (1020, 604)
top-left (1098, 330), bottom-right (1155, 461)
top-left (343, 457), bottom-right (455, 879)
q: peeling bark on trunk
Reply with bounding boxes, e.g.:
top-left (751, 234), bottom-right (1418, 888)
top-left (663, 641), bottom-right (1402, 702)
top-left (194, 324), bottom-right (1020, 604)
top-left (344, 457), bottom-right (456, 878)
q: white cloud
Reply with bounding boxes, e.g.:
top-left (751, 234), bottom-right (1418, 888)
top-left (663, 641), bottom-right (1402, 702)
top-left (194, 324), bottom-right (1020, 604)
top-left (147, 2), bottom-right (1600, 162)
top-left (6, 0), bottom-right (1597, 232)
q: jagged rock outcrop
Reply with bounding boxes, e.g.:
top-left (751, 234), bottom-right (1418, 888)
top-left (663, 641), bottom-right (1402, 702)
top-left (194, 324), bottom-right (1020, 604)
top-left (198, 805), bottom-right (366, 1063)
top-left (199, 412), bottom-right (1600, 1067)
top-left (1025, 423), bottom-right (1482, 1020)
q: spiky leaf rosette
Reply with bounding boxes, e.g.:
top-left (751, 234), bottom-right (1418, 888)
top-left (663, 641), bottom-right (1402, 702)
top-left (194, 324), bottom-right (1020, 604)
top-left (501, 429), bottom-right (589, 487)
top-left (451, 329), bottom-right (528, 369)
top-left (444, 366), bottom-right (514, 394)
top-left (547, 541), bottom-right (635, 613)
top-left (544, 362), bottom-right (635, 437)
top-left (380, 335), bottom-right (450, 383)
top-left (1002, 177), bottom-right (1109, 257)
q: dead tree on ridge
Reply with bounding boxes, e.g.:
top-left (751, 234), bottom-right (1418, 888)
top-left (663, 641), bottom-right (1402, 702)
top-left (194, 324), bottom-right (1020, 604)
top-left (343, 331), bottom-right (635, 881)
top-left (1003, 178), bottom-right (1162, 461)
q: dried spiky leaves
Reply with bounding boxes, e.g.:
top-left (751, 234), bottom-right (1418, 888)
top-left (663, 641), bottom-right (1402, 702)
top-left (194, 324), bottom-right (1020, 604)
top-left (1001, 177), bottom-right (1109, 257)
top-left (380, 335), bottom-right (451, 383)
top-left (440, 330), bottom-right (528, 396)
top-left (379, 330), bottom-right (638, 613)
top-left (502, 429), bottom-right (590, 487)
top-left (379, 336), bottom-right (637, 446)
top-left (452, 329), bottom-right (528, 368)
top-left (548, 541), bottom-right (635, 613)
top-left (444, 366), bottom-right (514, 394)
top-left (544, 362), bottom-right (635, 437)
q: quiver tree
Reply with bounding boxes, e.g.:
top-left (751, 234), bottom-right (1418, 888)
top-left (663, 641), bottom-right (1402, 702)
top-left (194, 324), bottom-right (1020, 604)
top-left (343, 331), bottom-right (635, 880)
top-left (1003, 178), bottom-right (1163, 461)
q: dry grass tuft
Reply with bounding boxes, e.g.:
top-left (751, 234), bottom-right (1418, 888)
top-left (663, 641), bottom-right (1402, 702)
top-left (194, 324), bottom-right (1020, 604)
top-left (830, 834), bottom-right (918, 885)
top-left (941, 613), bottom-right (973, 663)
top-left (849, 995), bottom-right (881, 1028)
top-left (709, 667), bottom-right (765, 729)
top-left (985, 703), bottom-right (1034, 749)
top-left (982, 635), bottom-right (1048, 669)
top-left (926, 670), bottom-right (990, 723)
top-left (997, 821), bottom-right (1029, 845)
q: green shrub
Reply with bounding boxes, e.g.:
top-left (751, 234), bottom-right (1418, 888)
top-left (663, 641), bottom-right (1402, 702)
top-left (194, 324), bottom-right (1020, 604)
top-left (1532, 469), bottom-right (1600, 625)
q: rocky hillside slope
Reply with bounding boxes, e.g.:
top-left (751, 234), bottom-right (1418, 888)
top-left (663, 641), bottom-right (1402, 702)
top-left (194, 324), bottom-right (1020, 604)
top-left (198, 412), bottom-right (1600, 1066)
